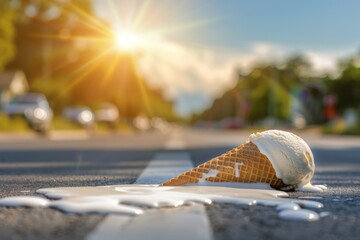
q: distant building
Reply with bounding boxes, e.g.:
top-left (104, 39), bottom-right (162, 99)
top-left (0, 70), bottom-right (29, 110)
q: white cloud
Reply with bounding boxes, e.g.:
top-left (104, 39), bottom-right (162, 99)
top-left (304, 52), bottom-right (338, 75)
top-left (137, 39), bottom-right (238, 99)
top-left (252, 42), bottom-right (278, 56)
top-left (303, 49), bottom-right (355, 76)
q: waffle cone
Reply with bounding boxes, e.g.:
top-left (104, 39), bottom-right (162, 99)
top-left (161, 141), bottom-right (288, 189)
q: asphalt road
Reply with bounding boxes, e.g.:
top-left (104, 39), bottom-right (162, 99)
top-left (0, 128), bottom-right (359, 240)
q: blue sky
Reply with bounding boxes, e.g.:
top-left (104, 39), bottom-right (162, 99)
top-left (95, 0), bottom-right (360, 116)
top-left (166, 0), bottom-right (360, 50)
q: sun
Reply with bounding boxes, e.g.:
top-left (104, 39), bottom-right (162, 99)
top-left (115, 31), bottom-right (141, 52)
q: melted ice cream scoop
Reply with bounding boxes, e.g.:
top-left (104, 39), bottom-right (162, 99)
top-left (249, 130), bottom-right (326, 192)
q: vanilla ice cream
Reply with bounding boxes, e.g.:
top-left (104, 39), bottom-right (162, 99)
top-left (249, 130), bottom-right (325, 191)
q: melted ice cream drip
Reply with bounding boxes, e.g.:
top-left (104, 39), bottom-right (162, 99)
top-left (0, 184), bottom-right (325, 221)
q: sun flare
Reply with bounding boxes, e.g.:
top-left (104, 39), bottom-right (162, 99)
top-left (115, 32), bottom-right (141, 52)
top-left (49, 0), bottom-right (219, 106)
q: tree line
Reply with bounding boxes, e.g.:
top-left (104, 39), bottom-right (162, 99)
top-left (192, 54), bottom-right (360, 127)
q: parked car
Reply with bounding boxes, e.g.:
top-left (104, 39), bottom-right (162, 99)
top-left (5, 93), bottom-right (53, 133)
top-left (95, 103), bottom-right (119, 128)
top-left (151, 117), bottom-right (169, 132)
top-left (133, 115), bottom-right (151, 131)
top-left (63, 106), bottom-right (94, 129)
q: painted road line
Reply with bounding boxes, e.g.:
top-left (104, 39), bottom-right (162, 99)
top-left (135, 152), bottom-right (192, 184)
top-left (87, 152), bottom-right (214, 240)
top-left (87, 204), bottom-right (211, 240)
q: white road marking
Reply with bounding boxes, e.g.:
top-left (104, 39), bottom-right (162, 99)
top-left (87, 152), bottom-right (213, 240)
top-left (135, 152), bottom-right (192, 184)
top-left (87, 204), bottom-right (211, 240)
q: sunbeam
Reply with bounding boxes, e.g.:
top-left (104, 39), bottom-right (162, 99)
top-left (132, 0), bottom-right (152, 31)
top-left (35, 0), bottom-right (221, 119)
top-left (65, 1), bottom-right (114, 37)
top-left (54, 47), bottom-right (114, 102)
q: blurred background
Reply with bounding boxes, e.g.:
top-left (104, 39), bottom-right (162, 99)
top-left (0, 0), bottom-right (360, 135)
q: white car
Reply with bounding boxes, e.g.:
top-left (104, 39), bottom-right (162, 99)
top-left (95, 103), bottom-right (119, 125)
top-left (63, 107), bottom-right (94, 129)
top-left (133, 115), bottom-right (151, 131)
top-left (5, 93), bottom-right (53, 133)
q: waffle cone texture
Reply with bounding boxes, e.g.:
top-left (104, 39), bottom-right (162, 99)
top-left (161, 141), bottom-right (288, 189)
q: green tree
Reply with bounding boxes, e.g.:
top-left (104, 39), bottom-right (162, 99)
top-left (284, 55), bottom-right (311, 79)
top-left (195, 56), bottom-right (314, 124)
top-left (8, 0), bottom-right (96, 81)
top-left (327, 55), bottom-right (360, 113)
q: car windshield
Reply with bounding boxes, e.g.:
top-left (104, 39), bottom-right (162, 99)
top-left (11, 96), bottom-right (41, 105)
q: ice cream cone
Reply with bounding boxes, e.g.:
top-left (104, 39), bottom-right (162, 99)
top-left (161, 141), bottom-right (288, 189)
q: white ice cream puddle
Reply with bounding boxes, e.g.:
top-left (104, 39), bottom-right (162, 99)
top-left (298, 183), bottom-right (328, 192)
top-left (319, 212), bottom-right (331, 217)
top-left (0, 196), bottom-right (50, 207)
top-left (0, 184), bottom-right (325, 221)
top-left (278, 209), bottom-right (319, 221)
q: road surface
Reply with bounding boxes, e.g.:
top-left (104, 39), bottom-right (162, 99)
top-left (0, 128), bottom-right (359, 240)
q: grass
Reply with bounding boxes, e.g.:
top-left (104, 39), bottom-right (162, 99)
top-left (322, 118), bottom-right (360, 135)
top-left (51, 116), bottom-right (84, 131)
top-left (0, 113), bottom-right (31, 132)
top-left (323, 125), bottom-right (360, 135)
